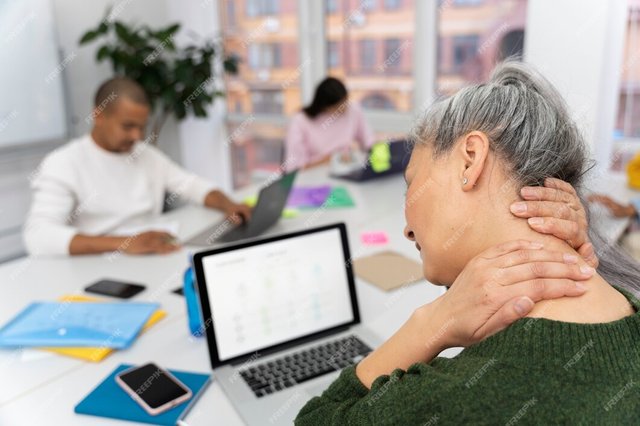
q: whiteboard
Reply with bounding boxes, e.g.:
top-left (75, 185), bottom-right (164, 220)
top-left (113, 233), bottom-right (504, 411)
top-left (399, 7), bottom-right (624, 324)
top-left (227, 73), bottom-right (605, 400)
top-left (0, 0), bottom-right (67, 148)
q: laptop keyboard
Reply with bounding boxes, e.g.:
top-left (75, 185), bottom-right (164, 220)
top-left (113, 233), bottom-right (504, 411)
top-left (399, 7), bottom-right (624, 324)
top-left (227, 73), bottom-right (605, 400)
top-left (239, 335), bottom-right (372, 398)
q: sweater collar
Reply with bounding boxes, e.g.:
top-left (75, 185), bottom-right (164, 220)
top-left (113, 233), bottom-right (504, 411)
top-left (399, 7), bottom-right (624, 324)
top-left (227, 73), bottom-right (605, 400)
top-left (460, 287), bottom-right (640, 376)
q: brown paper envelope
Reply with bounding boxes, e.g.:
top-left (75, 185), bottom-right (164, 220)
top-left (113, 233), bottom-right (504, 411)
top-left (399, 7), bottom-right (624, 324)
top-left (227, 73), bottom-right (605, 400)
top-left (353, 250), bottom-right (424, 291)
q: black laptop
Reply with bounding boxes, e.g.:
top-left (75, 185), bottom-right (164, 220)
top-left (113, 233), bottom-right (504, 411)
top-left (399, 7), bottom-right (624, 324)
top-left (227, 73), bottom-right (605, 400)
top-left (185, 170), bottom-right (297, 246)
top-left (331, 139), bottom-right (412, 182)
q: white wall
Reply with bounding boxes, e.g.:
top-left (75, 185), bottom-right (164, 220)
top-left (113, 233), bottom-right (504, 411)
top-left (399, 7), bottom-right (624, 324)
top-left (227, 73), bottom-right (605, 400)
top-left (525, 0), bottom-right (628, 174)
top-left (165, 0), bottom-right (233, 191)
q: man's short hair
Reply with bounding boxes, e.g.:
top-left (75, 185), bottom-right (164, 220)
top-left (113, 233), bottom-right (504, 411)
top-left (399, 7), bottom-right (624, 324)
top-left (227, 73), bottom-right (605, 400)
top-left (94, 77), bottom-right (149, 109)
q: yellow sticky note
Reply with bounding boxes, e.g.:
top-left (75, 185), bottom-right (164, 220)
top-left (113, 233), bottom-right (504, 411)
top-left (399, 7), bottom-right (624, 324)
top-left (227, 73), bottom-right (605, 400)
top-left (40, 295), bottom-right (166, 362)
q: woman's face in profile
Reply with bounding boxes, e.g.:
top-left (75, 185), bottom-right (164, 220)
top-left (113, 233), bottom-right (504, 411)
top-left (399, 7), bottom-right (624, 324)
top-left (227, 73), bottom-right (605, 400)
top-left (403, 144), bottom-right (474, 285)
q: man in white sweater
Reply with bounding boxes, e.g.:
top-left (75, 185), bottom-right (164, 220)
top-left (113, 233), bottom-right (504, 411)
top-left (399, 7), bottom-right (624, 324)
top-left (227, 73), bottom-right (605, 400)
top-left (24, 77), bottom-right (251, 256)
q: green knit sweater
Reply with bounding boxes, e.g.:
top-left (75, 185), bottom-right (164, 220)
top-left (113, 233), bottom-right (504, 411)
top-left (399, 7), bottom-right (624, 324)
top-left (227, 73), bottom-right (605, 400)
top-left (295, 289), bottom-right (640, 425)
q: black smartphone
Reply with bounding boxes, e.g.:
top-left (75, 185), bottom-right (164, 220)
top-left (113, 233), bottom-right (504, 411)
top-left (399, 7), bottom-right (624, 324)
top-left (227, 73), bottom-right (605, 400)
top-left (85, 279), bottom-right (146, 299)
top-left (116, 363), bottom-right (192, 415)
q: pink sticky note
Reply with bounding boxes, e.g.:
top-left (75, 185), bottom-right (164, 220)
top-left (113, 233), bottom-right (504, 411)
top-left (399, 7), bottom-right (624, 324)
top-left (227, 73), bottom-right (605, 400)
top-left (361, 231), bottom-right (389, 246)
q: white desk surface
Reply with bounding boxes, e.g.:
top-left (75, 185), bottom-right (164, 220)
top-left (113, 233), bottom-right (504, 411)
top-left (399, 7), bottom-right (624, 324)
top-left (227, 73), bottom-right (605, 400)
top-left (0, 166), bottom-right (445, 426)
top-left (1, 167), bottom-right (636, 425)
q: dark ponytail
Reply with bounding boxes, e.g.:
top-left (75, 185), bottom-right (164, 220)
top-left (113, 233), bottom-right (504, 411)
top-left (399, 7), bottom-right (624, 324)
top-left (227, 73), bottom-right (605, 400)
top-left (302, 77), bottom-right (348, 119)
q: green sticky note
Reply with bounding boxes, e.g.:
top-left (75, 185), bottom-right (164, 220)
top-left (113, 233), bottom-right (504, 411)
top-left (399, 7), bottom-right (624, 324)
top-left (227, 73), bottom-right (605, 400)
top-left (243, 195), bottom-right (298, 218)
top-left (370, 142), bottom-right (391, 173)
top-left (325, 187), bottom-right (355, 208)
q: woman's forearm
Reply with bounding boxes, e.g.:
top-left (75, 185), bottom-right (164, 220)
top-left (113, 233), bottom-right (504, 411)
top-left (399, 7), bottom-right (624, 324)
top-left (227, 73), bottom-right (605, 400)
top-left (355, 301), bottom-right (448, 388)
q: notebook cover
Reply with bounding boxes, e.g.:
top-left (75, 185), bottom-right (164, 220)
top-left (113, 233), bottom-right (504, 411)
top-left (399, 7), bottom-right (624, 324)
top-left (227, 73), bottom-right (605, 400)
top-left (0, 302), bottom-right (158, 348)
top-left (354, 250), bottom-right (424, 291)
top-left (41, 295), bottom-right (167, 362)
top-left (75, 363), bottom-right (211, 426)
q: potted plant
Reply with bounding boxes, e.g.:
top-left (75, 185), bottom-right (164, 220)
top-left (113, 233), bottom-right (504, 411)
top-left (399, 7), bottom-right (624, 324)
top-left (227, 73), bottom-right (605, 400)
top-left (79, 9), bottom-right (239, 141)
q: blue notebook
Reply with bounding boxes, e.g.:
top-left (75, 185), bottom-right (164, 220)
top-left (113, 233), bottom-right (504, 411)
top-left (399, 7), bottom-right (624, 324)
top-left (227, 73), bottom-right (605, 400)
top-left (0, 302), bottom-right (158, 348)
top-left (75, 364), bottom-right (211, 425)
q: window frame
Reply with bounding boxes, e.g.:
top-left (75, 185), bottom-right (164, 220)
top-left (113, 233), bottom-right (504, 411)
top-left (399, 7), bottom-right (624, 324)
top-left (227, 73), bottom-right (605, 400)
top-left (219, 0), bottom-right (437, 135)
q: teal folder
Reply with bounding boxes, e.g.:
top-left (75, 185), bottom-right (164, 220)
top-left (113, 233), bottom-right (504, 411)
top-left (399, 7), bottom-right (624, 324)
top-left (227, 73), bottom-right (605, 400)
top-left (0, 302), bottom-right (159, 348)
top-left (75, 364), bottom-right (211, 425)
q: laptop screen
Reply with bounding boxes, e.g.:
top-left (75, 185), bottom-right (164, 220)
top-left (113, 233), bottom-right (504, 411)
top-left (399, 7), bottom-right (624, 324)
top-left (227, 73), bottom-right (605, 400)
top-left (199, 226), bottom-right (355, 362)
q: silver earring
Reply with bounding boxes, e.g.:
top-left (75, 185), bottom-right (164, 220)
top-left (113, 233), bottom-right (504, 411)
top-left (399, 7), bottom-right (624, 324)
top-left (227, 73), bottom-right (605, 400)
top-left (462, 177), bottom-right (468, 186)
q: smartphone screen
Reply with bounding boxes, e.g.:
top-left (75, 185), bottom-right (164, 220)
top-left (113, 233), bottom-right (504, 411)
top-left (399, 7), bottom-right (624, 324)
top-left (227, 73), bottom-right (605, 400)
top-left (117, 363), bottom-right (190, 410)
top-left (85, 279), bottom-right (145, 299)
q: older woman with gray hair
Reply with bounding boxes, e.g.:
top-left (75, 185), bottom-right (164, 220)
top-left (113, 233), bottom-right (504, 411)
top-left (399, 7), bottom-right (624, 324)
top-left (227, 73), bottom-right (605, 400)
top-left (295, 62), bottom-right (640, 425)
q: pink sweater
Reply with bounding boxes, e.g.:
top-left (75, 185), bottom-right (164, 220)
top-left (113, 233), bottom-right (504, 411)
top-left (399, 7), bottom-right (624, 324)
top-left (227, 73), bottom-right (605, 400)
top-left (284, 102), bottom-right (375, 171)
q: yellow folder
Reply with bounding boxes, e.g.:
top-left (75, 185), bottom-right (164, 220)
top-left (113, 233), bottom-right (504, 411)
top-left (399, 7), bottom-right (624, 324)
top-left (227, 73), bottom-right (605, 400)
top-left (40, 294), bottom-right (166, 362)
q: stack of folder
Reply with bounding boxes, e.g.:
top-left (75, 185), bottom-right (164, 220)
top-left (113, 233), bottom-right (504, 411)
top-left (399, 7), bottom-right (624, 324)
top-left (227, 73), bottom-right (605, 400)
top-left (0, 295), bottom-right (166, 361)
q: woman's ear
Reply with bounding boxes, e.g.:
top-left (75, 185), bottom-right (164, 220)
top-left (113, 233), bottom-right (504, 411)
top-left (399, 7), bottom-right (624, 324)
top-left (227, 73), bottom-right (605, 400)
top-left (457, 131), bottom-right (490, 192)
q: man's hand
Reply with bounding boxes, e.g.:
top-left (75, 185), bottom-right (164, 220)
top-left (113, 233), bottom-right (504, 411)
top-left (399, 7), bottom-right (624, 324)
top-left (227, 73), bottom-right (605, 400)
top-left (588, 194), bottom-right (636, 218)
top-left (510, 177), bottom-right (598, 268)
top-left (69, 231), bottom-right (180, 255)
top-left (204, 190), bottom-right (252, 224)
top-left (121, 231), bottom-right (180, 255)
top-left (223, 202), bottom-right (252, 225)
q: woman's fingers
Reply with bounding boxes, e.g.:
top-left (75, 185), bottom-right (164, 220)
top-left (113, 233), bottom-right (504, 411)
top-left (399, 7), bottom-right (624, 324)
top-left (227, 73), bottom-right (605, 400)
top-left (494, 261), bottom-right (592, 287)
top-left (520, 186), bottom-right (577, 208)
top-left (510, 200), bottom-right (584, 222)
top-left (544, 177), bottom-right (578, 196)
top-left (497, 249), bottom-right (579, 268)
top-left (475, 275), bottom-right (587, 341)
top-left (496, 261), bottom-right (594, 286)
top-left (524, 217), bottom-right (587, 249)
top-left (577, 242), bottom-right (599, 268)
top-left (498, 278), bottom-right (587, 305)
top-left (479, 239), bottom-right (544, 260)
top-left (473, 296), bottom-right (535, 340)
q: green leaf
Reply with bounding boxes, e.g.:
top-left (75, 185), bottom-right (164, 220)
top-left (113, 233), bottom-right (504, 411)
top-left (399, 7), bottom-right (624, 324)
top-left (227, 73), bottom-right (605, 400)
top-left (97, 21), bottom-right (109, 35)
top-left (165, 23), bottom-right (181, 36)
top-left (223, 56), bottom-right (239, 74)
top-left (96, 45), bottom-right (111, 61)
top-left (78, 13), bottom-right (234, 130)
top-left (174, 102), bottom-right (186, 119)
top-left (114, 22), bottom-right (133, 44)
top-left (79, 30), bottom-right (99, 44)
top-left (192, 102), bottom-right (207, 117)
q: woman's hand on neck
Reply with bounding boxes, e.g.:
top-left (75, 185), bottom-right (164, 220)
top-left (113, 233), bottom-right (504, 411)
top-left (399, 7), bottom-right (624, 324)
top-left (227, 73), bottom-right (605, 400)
top-left (479, 201), bottom-right (634, 324)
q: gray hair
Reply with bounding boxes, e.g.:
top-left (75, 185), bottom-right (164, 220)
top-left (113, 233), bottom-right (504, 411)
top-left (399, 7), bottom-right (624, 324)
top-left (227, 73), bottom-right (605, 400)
top-left (412, 60), bottom-right (640, 296)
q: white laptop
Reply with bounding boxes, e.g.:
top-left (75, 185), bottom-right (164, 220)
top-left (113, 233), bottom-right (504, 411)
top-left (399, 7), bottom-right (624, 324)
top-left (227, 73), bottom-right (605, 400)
top-left (192, 223), bottom-right (383, 425)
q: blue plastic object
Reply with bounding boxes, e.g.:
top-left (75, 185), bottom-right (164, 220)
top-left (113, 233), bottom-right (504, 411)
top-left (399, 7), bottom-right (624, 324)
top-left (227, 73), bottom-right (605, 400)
top-left (0, 302), bottom-right (158, 348)
top-left (183, 256), bottom-right (204, 337)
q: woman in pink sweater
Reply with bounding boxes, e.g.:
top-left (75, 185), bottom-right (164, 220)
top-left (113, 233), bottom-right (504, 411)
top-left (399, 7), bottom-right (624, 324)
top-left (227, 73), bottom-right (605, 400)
top-left (284, 77), bottom-right (375, 171)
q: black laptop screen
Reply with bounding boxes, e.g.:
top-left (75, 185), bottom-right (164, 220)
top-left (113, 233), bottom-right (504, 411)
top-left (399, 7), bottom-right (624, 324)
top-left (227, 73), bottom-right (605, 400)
top-left (199, 226), bottom-right (356, 363)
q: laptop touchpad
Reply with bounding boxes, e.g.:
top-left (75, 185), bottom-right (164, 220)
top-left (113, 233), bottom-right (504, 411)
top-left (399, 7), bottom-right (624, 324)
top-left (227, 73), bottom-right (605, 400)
top-left (304, 380), bottom-right (333, 399)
